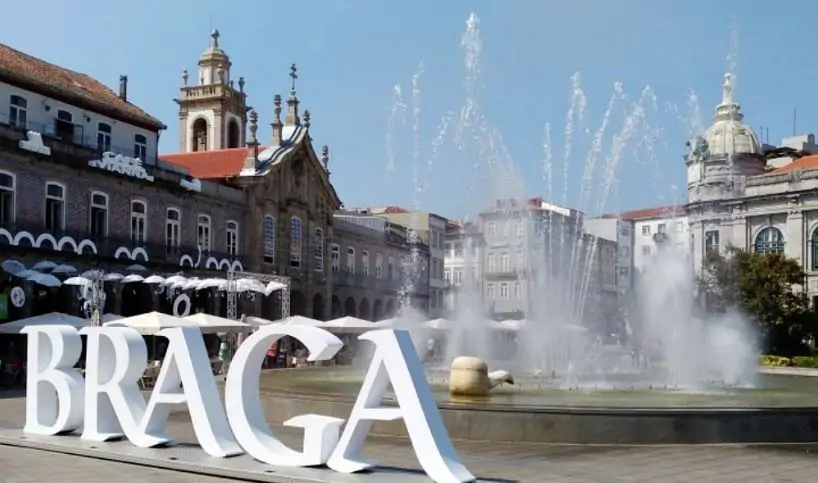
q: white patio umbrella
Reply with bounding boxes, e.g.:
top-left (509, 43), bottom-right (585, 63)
top-left (265, 281), bottom-right (286, 295)
top-left (0, 260), bottom-right (26, 276)
top-left (63, 276), bottom-right (92, 287)
top-left (142, 275), bottom-right (166, 284)
top-left (103, 272), bottom-right (124, 282)
top-left (324, 316), bottom-right (377, 331)
top-left (236, 278), bottom-right (266, 293)
top-left (196, 278), bottom-right (227, 291)
top-left (282, 315), bottom-right (326, 327)
top-left (181, 278), bottom-right (201, 291)
top-left (372, 317), bottom-right (397, 328)
top-left (184, 313), bottom-right (250, 334)
top-left (32, 260), bottom-right (57, 271)
top-left (51, 264), bottom-right (77, 275)
top-left (125, 264), bottom-right (146, 272)
top-left (164, 275), bottom-right (188, 288)
top-left (500, 319), bottom-right (526, 331)
top-left (0, 312), bottom-right (89, 333)
top-left (121, 274), bottom-right (145, 284)
top-left (243, 315), bottom-right (280, 326)
top-left (104, 311), bottom-right (203, 335)
top-left (27, 272), bottom-right (61, 287)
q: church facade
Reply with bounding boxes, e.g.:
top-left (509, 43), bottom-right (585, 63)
top-left (160, 31), bottom-right (423, 319)
top-left (687, 73), bottom-right (818, 306)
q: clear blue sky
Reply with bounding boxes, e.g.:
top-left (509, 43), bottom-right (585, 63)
top-left (4, 1), bottom-right (817, 218)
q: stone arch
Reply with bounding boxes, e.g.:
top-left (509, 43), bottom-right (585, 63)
top-left (343, 296), bottom-right (357, 317)
top-left (372, 299), bottom-right (383, 321)
top-left (312, 292), bottom-right (324, 320)
top-left (331, 294), bottom-right (342, 319)
top-left (227, 119), bottom-right (241, 148)
top-left (191, 118), bottom-right (208, 152)
top-left (384, 299), bottom-right (396, 318)
top-left (358, 298), bottom-right (371, 320)
top-left (290, 289), bottom-right (306, 316)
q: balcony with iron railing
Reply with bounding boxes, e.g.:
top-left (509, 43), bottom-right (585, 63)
top-left (0, 109), bottom-right (197, 190)
top-left (0, 220), bottom-right (244, 269)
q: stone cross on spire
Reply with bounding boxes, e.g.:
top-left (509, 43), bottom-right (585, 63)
top-left (721, 73), bottom-right (734, 106)
top-left (289, 63), bottom-right (298, 94)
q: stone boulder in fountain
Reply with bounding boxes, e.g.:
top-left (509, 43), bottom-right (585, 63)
top-left (449, 356), bottom-right (515, 397)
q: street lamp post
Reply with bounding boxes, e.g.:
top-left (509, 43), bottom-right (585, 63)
top-left (79, 270), bottom-right (107, 327)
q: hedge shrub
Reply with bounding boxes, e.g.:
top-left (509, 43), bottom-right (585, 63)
top-left (759, 355), bottom-right (818, 368)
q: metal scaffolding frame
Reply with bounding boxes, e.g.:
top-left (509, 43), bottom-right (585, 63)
top-left (225, 270), bottom-right (291, 321)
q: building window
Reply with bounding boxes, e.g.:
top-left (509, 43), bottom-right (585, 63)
top-left (754, 227), bottom-right (784, 255)
top-left (197, 215), bottom-right (211, 251)
top-left (346, 247), bottom-right (356, 274)
top-left (0, 171), bottom-right (15, 228)
top-left (89, 191), bottom-right (108, 239)
top-left (388, 256), bottom-right (395, 279)
top-left (134, 134), bottom-right (147, 160)
top-left (705, 230), bottom-right (720, 254)
top-left (314, 228), bottom-right (324, 272)
top-left (500, 251), bottom-right (510, 272)
top-left (514, 282), bottom-right (523, 298)
top-left (642, 225), bottom-right (651, 236)
top-left (55, 110), bottom-right (76, 143)
top-left (658, 223), bottom-right (666, 234)
top-left (130, 200), bottom-right (147, 244)
top-left (675, 222), bottom-right (684, 233)
top-left (444, 269), bottom-right (451, 283)
top-left (44, 182), bottom-right (65, 232)
top-left (487, 253), bottom-right (496, 273)
top-left (375, 253), bottom-right (383, 279)
top-left (9, 95), bottom-right (27, 129)
top-left (516, 222), bottom-right (524, 237)
top-left (226, 221), bottom-right (239, 256)
top-left (487, 222), bottom-right (496, 237)
top-left (97, 123), bottom-right (112, 151)
top-left (289, 217), bottom-right (302, 268)
top-left (454, 269), bottom-right (463, 284)
top-left (487, 283), bottom-right (496, 299)
top-left (166, 208), bottom-right (181, 250)
top-left (330, 244), bottom-right (340, 272)
top-left (263, 215), bottom-right (275, 263)
top-left (500, 283), bottom-right (509, 299)
top-left (641, 246), bottom-right (650, 256)
top-left (362, 250), bottom-right (370, 277)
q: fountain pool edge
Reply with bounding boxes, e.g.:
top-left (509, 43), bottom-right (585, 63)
top-left (233, 370), bottom-right (818, 445)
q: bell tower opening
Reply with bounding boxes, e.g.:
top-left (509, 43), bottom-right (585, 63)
top-left (174, 28), bottom-right (248, 153)
top-left (191, 118), bottom-right (208, 152)
top-left (227, 119), bottom-right (240, 148)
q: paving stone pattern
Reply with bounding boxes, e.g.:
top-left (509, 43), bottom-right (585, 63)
top-left (1, 392), bottom-right (818, 482)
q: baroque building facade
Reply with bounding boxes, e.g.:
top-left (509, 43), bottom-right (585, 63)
top-left (687, 73), bottom-right (818, 306)
top-left (160, 31), bottom-right (421, 320)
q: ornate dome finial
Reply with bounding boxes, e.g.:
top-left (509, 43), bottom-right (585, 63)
top-left (721, 73), bottom-right (734, 106)
top-left (210, 28), bottom-right (220, 48)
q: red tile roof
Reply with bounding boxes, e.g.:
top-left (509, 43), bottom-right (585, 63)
top-left (770, 155), bottom-right (818, 174)
top-left (383, 206), bottom-right (409, 213)
top-left (160, 148), bottom-right (254, 179)
top-left (0, 42), bottom-right (164, 130)
top-left (620, 205), bottom-right (685, 221)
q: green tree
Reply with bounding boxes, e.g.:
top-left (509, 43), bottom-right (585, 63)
top-left (700, 247), bottom-right (815, 355)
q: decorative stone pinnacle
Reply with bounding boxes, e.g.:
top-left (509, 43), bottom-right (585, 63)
top-left (321, 145), bottom-right (329, 169)
top-left (248, 109), bottom-right (258, 142)
top-left (182, 69), bottom-right (189, 86)
top-left (273, 94), bottom-right (282, 124)
top-left (303, 110), bottom-right (311, 128)
top-left (211, 28), bottom-right (220, 48)
top-left (238, 76), bottom-right (245, 92)
top-left (722, 73), bottom-right (733, 105)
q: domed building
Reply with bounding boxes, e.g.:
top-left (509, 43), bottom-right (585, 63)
top-left (687, 73), bottom-right (818, 305)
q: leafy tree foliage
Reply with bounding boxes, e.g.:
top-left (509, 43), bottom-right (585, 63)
top-left (700, 246), bottom-right (816, 355)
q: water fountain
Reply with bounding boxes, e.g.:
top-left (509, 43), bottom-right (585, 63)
top-left (258, 12), bottom-right (818, 445)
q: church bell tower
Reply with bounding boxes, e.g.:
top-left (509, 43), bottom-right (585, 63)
top-left (174, 29), bottom-right (249, 152)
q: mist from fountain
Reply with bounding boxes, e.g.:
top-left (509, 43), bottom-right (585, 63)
top-left (381, 11), bottom-right (759, 392)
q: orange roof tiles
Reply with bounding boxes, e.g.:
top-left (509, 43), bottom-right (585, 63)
top-left (620, 205), bottom-right (685, 221)
top-left (0, 42), bottom-right (164, 130)
top-left (160, 148), bottom-right (254, 179)
top-left (770, 155), bottom-right (818, 174)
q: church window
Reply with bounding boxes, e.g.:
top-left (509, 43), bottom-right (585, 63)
top-left (191, 118), bottom-right (208, 152)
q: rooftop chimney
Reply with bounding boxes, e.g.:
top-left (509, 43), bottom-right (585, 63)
top-left (119, 75), bottom-right (128, 101)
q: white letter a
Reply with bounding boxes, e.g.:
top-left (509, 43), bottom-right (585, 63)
top-left (327, 329), bottom-right (475, 483)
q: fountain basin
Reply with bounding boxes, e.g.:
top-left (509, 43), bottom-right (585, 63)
top-left (255, 367), bottom-right (818, 444)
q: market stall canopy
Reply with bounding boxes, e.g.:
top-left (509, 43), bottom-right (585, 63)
top-left (103, 311), bottom-right (203, 335)
top-left (183, 313), bottom-right (250, 334)
top-left (0, 312), bottom-right (89, 333)
top-left (372, 317), bottom-right (397, 328)
top-left (282, 315), bottom-right (326, 327)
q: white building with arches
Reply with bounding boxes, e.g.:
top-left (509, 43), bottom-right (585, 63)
top-left (687, 72), bottom-right (818, 305)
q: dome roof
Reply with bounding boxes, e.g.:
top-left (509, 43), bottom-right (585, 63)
top-left (702, 74), bottom-right (762, 157)
top-left (198, 29), bottom-right (229, 65)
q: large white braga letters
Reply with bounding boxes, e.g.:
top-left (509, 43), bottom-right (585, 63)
top-left (21, 324), bottom-right (476, 483)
